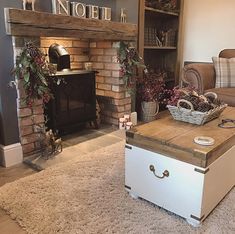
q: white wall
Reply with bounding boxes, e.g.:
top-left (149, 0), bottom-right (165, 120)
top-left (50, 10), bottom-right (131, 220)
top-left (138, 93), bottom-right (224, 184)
top-left (182, 0), bottom-right (235, 63)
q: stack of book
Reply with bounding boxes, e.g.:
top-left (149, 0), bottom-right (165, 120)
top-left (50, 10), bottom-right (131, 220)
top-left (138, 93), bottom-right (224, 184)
top-left (164, 29), bottom-right (177, 47)
top-left (144, 27), bottom-right (176, 47)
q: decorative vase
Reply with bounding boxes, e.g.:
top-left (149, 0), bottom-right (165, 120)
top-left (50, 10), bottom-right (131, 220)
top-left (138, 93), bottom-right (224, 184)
top-left (141, 101), bottom-right (159, 122)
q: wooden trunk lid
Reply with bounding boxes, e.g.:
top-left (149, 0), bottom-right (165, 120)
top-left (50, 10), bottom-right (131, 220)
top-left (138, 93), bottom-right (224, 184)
top-left (127, 107), bottom-right (235, 168)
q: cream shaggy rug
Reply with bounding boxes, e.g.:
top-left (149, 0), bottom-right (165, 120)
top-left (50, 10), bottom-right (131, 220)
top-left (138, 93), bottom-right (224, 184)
top-left (0, 141), bottom-right (234, 234)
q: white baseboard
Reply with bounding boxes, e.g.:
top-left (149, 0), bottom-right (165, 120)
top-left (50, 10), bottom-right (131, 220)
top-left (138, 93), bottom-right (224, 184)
top-left (0, 143), bottom-right (23, 167)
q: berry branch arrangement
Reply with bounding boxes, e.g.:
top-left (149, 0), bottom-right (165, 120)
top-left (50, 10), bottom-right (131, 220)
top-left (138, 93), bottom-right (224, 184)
top-left (118, 42), bottom-right (172, 106)
top-left (118, 41), bottom-right (146, 91)
top-left (11, 41), bottom-right (56, 107)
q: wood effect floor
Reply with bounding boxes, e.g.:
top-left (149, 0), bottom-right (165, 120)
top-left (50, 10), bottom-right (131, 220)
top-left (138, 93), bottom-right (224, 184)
top-left (0, 164), bottom-right (35, 234)
top-left (0, 209), bottom-right (27, 234)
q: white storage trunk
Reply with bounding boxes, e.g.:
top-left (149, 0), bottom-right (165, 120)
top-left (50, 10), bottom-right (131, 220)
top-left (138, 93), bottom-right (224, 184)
top-left (125, 144), bottom-right (235, 226)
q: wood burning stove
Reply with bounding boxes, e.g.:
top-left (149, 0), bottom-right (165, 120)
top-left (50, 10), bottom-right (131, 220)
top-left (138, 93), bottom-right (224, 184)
top-left (45, 44), bottom-right (97, 135)
top-left (48, 43), bottom-right (71, 71)
top-left (45, 70), bottom-right (97, 134)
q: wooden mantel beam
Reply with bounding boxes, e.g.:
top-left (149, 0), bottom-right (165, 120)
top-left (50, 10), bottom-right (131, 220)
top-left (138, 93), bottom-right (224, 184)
top-left (4, 8), bottom-right (137, 41)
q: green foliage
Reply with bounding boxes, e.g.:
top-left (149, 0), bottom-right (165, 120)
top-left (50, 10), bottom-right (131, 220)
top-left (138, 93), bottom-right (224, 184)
top-left (12, 42), bottom-right (56, 107)
top-left (118, 41), bottom-right (146, 91)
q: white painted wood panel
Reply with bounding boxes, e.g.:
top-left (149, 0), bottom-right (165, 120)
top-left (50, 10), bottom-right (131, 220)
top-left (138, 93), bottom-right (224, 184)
top-left (125, 144), bottom-right (235, 226)
top-left (125, 145), bottom-right (205, 219)
top-left (201, 145), bottom-right (235, 217)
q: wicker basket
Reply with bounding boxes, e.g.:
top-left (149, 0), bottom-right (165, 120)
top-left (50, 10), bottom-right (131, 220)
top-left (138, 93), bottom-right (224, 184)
top-left (167, 98), bottom-right (227, 125)
top-left (141, 101), bottom-right (159, 122)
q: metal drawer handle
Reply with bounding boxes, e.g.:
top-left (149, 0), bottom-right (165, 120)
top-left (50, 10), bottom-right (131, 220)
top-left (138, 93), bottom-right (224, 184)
top-left (149, 165), bottom-right (169, 179)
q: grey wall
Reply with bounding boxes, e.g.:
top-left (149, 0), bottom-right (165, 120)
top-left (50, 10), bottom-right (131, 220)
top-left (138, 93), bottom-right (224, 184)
top-left (116, 0), bottom-right (139, 24)
top-left (35, 1), bottom-right (52, 12)
top-left (0, 0), bottom-right (22, 145)
top-left (78, 0), bottom-right (139, 23)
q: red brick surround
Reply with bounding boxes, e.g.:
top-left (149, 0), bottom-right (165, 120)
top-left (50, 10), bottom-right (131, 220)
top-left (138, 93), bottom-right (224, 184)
top-left (89, 40), bottom-right (131, 125)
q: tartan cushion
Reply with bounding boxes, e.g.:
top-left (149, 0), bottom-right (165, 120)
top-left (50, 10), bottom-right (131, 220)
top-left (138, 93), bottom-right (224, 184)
top-left (212, 57), bottom-right (235, 88)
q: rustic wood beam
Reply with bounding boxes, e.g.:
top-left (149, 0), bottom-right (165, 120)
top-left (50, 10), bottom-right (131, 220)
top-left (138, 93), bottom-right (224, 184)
top-left (4, 8), bottom-right (137, 41)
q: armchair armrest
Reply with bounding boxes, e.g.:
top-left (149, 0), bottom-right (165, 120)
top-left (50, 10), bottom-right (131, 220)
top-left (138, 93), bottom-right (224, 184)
top-left (182, 63), bottom-right (216, 94)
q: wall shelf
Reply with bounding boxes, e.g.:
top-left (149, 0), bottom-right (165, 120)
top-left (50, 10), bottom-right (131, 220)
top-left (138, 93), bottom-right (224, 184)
top-left (144, 46), bottom-right (177, 50)
top-left (145, 7), bottom-right (179, 17)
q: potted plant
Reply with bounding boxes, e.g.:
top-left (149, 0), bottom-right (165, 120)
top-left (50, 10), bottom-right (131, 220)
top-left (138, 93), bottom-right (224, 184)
top-left (136, 70), bottom-right (172, 122)
top-left (118, 42), bottom-right (172, 121)
top-left (12, 41), bottom-right (56, 107)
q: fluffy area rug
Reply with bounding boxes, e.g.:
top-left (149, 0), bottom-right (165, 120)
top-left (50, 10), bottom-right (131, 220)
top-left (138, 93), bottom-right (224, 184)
top-left (0, 141), bottom-right (234, 234)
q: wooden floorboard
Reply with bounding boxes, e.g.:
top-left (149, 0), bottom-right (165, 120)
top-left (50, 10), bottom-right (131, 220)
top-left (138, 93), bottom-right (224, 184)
top-left (0, 163), bottom-right (35, 233)
top-left (0, 163), bottom-right (36, 187)
top-left (0, 209), bottom-right (27, 234)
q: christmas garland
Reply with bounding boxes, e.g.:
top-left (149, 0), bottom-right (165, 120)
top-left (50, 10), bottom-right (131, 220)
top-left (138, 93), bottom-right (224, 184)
top-left (118, 41), bottom-right (146, 91)
top-left (12, 42), bottom-right (56, 107)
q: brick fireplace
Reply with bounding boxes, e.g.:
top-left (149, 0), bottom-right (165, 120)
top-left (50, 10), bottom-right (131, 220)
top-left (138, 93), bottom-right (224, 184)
top-left (14, 36), bottom-right (132, 157)
top-left (3, 8), bottom-right (137, 160)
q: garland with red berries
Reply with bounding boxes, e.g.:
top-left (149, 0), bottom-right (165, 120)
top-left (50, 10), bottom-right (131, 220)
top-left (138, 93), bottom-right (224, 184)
top-left (12, 42), bottom-right (56, 107)
top-left (118, 41), bottom-right (146, 91)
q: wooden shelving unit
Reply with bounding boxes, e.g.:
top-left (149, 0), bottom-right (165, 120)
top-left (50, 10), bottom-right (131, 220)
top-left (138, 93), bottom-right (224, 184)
top-left (138, 0), bottom-right (184, 85)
